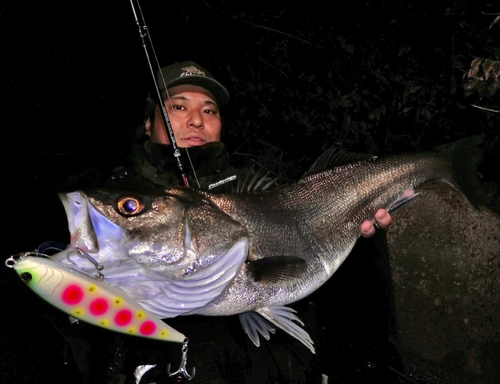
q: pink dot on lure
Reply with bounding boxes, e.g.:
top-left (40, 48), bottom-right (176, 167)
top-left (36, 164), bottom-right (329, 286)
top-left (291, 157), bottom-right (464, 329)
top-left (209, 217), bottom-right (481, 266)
top-left (115, 309), bottom-right (132, 326)
top-left (90, 298), bottom-right (108, 316)
top-left (140, 320), bottom-right (157, 336)
top-left (62, 285), bottom-right (84, 305)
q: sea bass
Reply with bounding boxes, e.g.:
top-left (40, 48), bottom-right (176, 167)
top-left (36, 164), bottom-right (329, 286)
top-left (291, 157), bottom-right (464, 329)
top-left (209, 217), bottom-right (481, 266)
top-left (47, 137), bottom-right (482, 353)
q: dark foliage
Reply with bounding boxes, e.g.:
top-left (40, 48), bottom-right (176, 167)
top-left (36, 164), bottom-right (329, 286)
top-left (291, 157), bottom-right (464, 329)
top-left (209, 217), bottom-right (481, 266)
top-left (2, 1), bottom-right (499, 383)
top-left (197, 1), bottom-right (500, 208)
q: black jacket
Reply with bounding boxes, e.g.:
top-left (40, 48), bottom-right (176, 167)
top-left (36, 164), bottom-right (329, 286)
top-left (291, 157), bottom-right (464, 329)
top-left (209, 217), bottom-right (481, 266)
top-left (129, 141), bottom-right (245, 192)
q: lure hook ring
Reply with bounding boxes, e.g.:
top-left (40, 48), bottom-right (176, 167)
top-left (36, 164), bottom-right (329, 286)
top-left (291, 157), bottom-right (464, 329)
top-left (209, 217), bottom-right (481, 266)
top-left (5, 256), bottom-right (16, 268)
top-left (167, 338), bottom-right (196, 381)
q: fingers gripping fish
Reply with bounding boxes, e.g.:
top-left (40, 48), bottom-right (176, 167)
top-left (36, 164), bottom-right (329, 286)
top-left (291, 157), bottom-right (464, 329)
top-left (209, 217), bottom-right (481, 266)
top-left (8, 136), bottom-right (483, 356)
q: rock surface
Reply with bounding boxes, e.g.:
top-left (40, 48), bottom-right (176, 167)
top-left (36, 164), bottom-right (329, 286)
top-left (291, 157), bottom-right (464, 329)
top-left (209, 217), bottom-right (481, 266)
top-left (386, 183), bottom-right (500, 383)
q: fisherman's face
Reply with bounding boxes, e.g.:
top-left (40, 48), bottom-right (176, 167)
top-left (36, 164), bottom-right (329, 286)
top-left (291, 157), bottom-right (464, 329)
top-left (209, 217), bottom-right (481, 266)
top-left (146, 84), bottom-right (222, 148)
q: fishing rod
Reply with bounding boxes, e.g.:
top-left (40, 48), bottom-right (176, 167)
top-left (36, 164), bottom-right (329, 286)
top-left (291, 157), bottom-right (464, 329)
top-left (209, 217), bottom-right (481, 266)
top-left (129, 0), bottom-right (190, 187)
top-left (128, 1), bottom-right (196, 380)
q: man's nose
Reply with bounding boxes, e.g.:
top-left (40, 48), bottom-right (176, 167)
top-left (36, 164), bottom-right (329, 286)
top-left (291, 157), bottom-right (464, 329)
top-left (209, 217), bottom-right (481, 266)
top-left (187, 111), bottom-right (203, 129)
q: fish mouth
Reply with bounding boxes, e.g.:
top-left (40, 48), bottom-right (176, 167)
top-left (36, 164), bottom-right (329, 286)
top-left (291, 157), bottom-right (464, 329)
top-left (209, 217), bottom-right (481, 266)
top-left (59, 191), bottom-right (126, 256)
top-left (57, 191), bottom-right (146, 277)
top-left (59, 192), bottom-right (99, 253)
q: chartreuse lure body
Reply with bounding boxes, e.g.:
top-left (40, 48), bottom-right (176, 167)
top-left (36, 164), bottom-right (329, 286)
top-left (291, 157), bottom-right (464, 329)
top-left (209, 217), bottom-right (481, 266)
top-left (10, 255), bottom-right (185, 343)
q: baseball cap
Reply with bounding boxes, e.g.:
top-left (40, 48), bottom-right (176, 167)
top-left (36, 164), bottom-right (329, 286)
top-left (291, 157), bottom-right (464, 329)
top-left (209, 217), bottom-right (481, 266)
top-left (156, 61), bottom-right (230, 107)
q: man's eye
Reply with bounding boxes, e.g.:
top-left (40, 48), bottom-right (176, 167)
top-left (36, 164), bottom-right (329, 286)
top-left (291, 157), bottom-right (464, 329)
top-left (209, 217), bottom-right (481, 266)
top-left (172, 105), bottom-right (185, 111)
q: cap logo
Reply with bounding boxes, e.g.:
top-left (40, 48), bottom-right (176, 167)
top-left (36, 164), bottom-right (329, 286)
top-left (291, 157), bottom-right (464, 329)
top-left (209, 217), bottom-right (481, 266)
top-left (180, 66), bottom-right (205, 77)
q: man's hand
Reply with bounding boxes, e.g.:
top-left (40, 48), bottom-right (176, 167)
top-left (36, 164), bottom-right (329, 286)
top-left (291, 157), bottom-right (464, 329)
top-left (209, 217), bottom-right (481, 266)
top-left (360, 209), bottom-right (392, 238)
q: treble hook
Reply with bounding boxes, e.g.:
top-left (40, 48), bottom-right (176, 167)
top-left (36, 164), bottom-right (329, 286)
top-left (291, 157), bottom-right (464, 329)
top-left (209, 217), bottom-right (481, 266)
top-left (167, 338), bottom-right (195, 381)
top-left (74, 248), bottom-right (105, 280)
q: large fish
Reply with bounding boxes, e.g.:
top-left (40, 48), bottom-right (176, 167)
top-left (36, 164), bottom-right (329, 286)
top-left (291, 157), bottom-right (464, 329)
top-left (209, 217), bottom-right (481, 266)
top-left (44, 136), bottom-right (482, 353)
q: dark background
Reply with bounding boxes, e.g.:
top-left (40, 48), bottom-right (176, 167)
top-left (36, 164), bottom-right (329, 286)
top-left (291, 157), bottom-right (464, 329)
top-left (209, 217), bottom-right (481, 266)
top-left (1, 1), bottom-right (499, 383)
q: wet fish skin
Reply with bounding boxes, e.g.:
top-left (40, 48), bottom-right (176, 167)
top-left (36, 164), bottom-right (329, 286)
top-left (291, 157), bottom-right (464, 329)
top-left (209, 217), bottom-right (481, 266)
top-left (57, 136), bottom-right (482, 352)
top-left (83, 138), bottom-right (480, 312)
top-left (195, 137), bottom-right (482, 317)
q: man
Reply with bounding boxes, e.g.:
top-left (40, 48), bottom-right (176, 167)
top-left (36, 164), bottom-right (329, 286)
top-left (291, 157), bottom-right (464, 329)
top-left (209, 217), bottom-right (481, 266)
top-left (63, 61), bottom-right (394, 383)
top-left (135, 60), bottom-right (391, 236)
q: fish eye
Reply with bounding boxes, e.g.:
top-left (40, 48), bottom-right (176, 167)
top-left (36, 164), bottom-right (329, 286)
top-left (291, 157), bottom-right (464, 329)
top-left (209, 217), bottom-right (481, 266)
top-left (20, 272), bottom-right (32, 283)
top-left (117, 196), bottom-right (144, 216)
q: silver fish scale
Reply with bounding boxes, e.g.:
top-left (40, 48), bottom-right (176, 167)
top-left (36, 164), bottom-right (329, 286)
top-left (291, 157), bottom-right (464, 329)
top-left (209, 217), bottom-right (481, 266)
top-left (65, 138), bottom-right (475, 321)
top-left (53, 137), bottom-right (482, 351)
top-left (196, 152), bottom-right (452, 315)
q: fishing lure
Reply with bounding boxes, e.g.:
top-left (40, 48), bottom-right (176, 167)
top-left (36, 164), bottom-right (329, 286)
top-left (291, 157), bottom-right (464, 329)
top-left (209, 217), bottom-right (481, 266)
top-left (6, 254), bottom-right (186, 343)
top-left (7, 253), bottom-right (195, 380)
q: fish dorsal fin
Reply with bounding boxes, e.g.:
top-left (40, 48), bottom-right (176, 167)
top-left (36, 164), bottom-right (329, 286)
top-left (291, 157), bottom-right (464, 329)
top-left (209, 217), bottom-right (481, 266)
top-left (304, 146), bottom-right (377, 177)
top-left (234, 170), bottom-right (281, 194)
top-left (248, 256), bottom-right (306, 283)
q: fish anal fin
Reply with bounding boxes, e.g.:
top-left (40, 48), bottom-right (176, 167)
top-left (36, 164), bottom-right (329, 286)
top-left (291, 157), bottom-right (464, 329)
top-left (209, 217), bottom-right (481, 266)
top-left (239, 312), bottom-right (276, 347)
top-left (248, 256), bottom-right (306, 283)
top-left (256, 306), bottom-right (315, 354)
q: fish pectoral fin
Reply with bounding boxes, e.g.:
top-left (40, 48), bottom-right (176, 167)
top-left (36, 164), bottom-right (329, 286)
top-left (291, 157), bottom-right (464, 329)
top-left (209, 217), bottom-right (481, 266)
top-left (248, 256), bottom-right (306, 283)
top-left (387, 190), bottom-right (419, 214)
top-left (256, 306), bottom-right (315, 354)
top-left (125, 238), bottom-right (249, 319)
top-left (239, 312), bottom-right (276, 347)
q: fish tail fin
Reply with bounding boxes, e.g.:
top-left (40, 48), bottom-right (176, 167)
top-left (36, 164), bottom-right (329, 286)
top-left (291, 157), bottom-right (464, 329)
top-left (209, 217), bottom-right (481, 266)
top-left (436, 135), bottom-right (484, 207)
